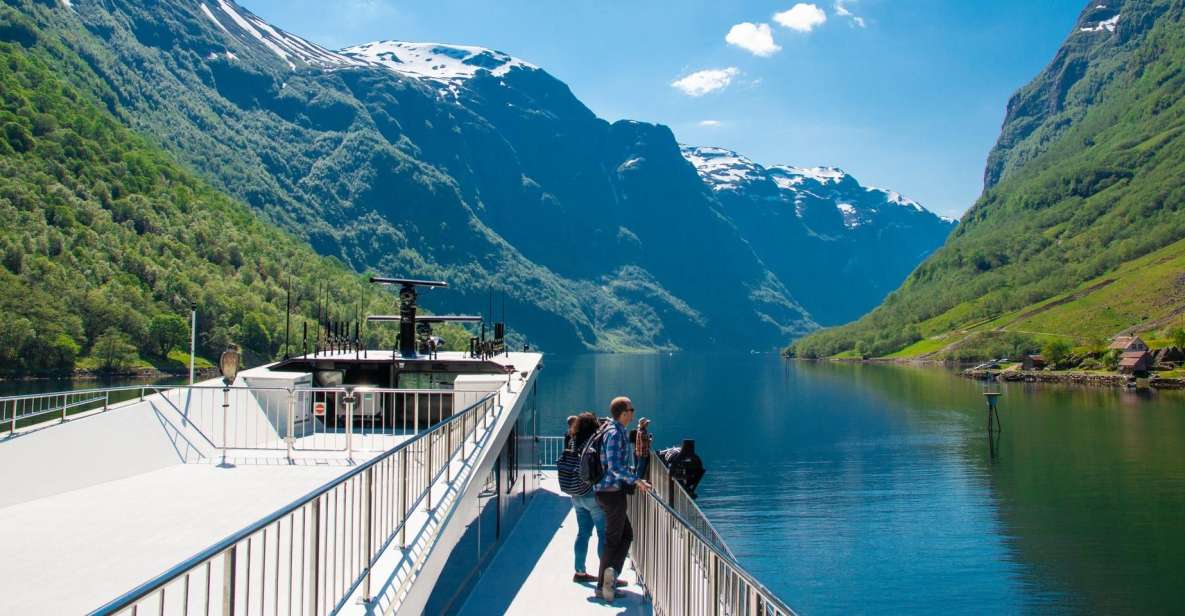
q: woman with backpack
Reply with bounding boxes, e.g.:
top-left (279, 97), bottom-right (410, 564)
top-left (559, 412), bottom-right (606, 583)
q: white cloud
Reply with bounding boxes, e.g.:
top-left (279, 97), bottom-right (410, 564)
top-left (725, 22), bottom-right (781, 56)
top-left (774, 3), bottom-right (827, 33)
top-left (698, 120), bottom-right (723, 127)
top-left (671, 68), bottom-right (740, 96)
top-left (835, 1), bottom-right (867, 28)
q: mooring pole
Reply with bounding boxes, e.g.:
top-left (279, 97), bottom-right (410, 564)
top-left (984, 391), bottom-right (1002, 458)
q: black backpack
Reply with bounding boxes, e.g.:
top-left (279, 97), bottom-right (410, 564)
top-left (557, 435), bottom-right (593, 495)
top-left (578, 422), bottom-right (612, 487)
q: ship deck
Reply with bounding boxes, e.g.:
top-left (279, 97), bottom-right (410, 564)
top-left (457, 472), bottom-right (652, 616)
top-left (0, 460), bottom-right (367, 614)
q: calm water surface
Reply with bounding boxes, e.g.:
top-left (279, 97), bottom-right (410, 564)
top-left (535, 353), bottom-right (1185, 615)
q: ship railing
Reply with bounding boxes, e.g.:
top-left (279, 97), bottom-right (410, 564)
top-left (0, 385), bottom-right (155, 435)
top-left (630, 487), bottom-right (797, 616)
top-left (90, 391), bottom-right (501, 616)
top-left (536, 435), bottom-right (735, 560)
top-left (538, 434), bottom-right (784, 614)
top-left (536, 433), bottom-right (566, 467)
top-left (647, 447), bottom-right (737, 561)
top-left (0, 384), bottom-right (459, 456)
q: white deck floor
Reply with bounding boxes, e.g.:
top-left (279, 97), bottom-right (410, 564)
top-left (0, 462), bottom-right (350, 614)
top-left (457, 473), bottom-right (653, 616)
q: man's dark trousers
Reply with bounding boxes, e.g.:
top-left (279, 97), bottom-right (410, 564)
top-left (596, 489), bottom-right (633, 586)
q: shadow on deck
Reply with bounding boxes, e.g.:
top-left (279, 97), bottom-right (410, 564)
top-left (457, 474), bottom-right (652, 616)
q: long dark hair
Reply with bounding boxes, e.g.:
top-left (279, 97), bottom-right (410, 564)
top-left (570, 411), bottom-right (599, 450)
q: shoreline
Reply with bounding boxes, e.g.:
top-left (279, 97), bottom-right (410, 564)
top-left (787, 357), bottom-right (1185, 390)
top-left (962, 368), bottom-right (1185, 389)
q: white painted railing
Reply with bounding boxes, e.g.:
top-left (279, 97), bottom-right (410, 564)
top-left (89, 392), bottom-right (500, 616)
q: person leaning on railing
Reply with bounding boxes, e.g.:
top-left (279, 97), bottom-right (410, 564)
top-left (594, 396), bottom-right (652, 603)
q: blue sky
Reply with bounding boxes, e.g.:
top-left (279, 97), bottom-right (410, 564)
top-left (242, 0), bottom-right (1087, 218)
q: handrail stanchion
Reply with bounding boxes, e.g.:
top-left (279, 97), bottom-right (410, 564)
top-left (308, 497), bottom-right (320, 616)
top-left (446, 418), bottom-right (453, 482)
top-left (221, 545), bottom-right (237, 616)
top-left (425, 433), bottom-right (433, 511)
top-left (346, 394), bottom-right (354, 461)
top-left (286, 390), bottom-right (295, 464)
top-left (709, 552), bottom-right (718, 616)
top-left (399, 448), bottom-right (409, 549)
top-left (362, 467), bottom-right (373, 603)
top-left (61, 394), bottom-right (66, 423)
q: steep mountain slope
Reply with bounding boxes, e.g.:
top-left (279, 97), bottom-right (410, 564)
top-left (16, 0), bottom-right (816, 351)
top-left (0, 28), bottom-right (425, 375)
top-left (9, 0), bottom-right (948, 352)
top-left (791, 0), bottom-right (1185, 359)
top-left (681, 146), bottom-right (954, 324)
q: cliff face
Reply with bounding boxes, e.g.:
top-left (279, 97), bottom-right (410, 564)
top-left (792, 0), bottom-right (1185, 359)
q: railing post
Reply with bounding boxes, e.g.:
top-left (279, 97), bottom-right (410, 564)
top-left (286, 390), bottom-right (295, 464)
top-left (346, 394), bottom-right (354, 460)
top-left (709, 553), bottom-right (718, 616)
top-left (221, 545), bottom-right (237, 616)
top-left (362, 467), bottom-right (373, 603)
top-left (104, 392), bottom-right (109, 412)
top-left (308, 497), bottom-right (320, 616)
top-left (446, 419), bottom-right (453, 482)
top-left (400, 448), bottom-right (409, 549)
top-left (414, 394), bottom-right (419, 434)
top-left (425, 433), bottom-right (433, 511)
top-left (60, 394), bottom-right (66, 423)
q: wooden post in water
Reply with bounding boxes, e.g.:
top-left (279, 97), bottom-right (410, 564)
top-left (984, 391), bottom-right (1002, 458)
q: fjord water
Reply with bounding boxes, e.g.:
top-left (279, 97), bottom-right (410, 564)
top-left (536, 354), bottom-right (1185, 615)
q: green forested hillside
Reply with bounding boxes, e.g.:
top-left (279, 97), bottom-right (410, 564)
top-left (791, 0), bottom-right (1185, 359)
top-left (0, 33), bottom-right (451, 375)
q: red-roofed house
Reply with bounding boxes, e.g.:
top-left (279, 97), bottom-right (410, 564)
top-left (1119, 350), bottom-right (1151, 373)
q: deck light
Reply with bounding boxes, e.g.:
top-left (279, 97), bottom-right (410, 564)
top-left (220, 344), bottom-right (242, 386)
top-left (218, 344), bottom-right (241, 469)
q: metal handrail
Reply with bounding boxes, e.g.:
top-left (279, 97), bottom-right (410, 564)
top-left (648, 448), bottom-right (736, 561)
top-left (90, 391), bottom-right (501, 616)
top-left (537, 434), bottom-right (735, 560)
top-left (632, 487), bottom-right (797, 616)
top-left (537, 432), bottom-right (793, 614)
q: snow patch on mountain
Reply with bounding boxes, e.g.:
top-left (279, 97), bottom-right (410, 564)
top-left (200, 3), bottom-right (228, 33)
top-left (776, 166), bottom-right (847, 185)
top-left (208, 1), bottom-right (368, 70)
top-left (681, 144), bottom-right (950, 231)
top-left (1081, 13), bottom-right (1120, 32)
top-left (679, 146), bottom-right (765, 190)
top-left (340, 41), bottom-right (537, 84)
top-left (836, 203), bottom-right (860, 228)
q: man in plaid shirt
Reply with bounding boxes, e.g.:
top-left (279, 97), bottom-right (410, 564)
top-left (594, 396), bottom-right (652, 602)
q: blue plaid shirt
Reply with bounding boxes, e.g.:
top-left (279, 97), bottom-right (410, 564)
top-left (595, 419), bottom-right (638, 491)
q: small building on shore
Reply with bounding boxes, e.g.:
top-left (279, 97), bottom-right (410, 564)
top-left (1119, 350), bottom-right (1151, 374)
top-left (1110, 336), bottom-right (1149, 353)
top-left (1022, 354), bottom-right (1047, 370)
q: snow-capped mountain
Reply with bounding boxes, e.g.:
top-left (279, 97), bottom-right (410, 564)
top-left (198, 0), bottom-right (368, 69)
top-left (340, 41), bottom-right (537, 84)
top-left (681, 145), bottom-right (956, 323)
top-left (681, 145), bottom-right (953, 234)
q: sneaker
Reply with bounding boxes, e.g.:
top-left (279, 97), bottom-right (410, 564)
top-left (600, 567), bottom-right (616, 602)
top-left (573, 572), bottom-right (597, 583)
